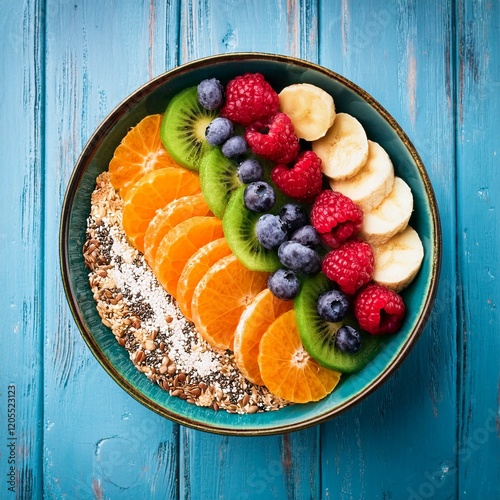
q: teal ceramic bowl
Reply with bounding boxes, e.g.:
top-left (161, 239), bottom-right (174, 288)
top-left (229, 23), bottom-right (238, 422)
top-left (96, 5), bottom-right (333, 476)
top-left (60, 53), bottom-right (441, 435)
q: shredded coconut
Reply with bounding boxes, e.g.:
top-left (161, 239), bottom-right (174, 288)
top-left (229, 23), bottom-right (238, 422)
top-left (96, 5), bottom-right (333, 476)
top-left (83, 172), bottom-right (289, 414)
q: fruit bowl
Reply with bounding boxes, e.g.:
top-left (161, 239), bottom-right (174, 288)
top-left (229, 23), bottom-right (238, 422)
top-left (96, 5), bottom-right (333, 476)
top-left (60, 53), bottom-right (441, 435)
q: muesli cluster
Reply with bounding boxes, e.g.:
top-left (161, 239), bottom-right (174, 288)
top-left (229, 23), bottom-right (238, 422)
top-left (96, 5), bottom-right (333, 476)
top-left (84, 172), bottom-right (288, 413)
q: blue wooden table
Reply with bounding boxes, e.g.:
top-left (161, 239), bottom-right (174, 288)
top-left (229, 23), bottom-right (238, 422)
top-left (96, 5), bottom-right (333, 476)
top-left (1, 1), bottom-right (499, 498)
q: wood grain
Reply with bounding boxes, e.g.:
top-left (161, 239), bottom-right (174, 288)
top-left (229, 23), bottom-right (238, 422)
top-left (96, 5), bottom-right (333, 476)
top-left (42, 1), bottom-right (179, 498)
top-left (179, 0), bottom-right (318, 59)
top-left (0, 1), bottom-right (44, 497)
top-left (456, 0), bottom-right (500, 497)
top-left (177, 3), bottom-right (322, 499)
top-left (0, 0), bottom-right (499, 498)
top-left (319, 1), bottom-right (459, 498)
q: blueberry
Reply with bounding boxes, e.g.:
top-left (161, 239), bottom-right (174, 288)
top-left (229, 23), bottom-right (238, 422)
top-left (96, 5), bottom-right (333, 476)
top-left (197, 78), bottom-right (224, 110)
top-left (267, 269), bottom-right (300, 300)
top-left (335, 325), bottom-right (362, 353)
top-left (256, 214), bottom-right (288, 250)
top-left (279, 203), bottom-right (308, 232)
top-left (244, 181), bottom-right (276, 212)
top-left (221, 135), bottom-right (247, 158)
top-left (277, 241), bottom-right (321, 275)
top-left (205, 117), bottom-right (234, 146)
top-left (290, 225), bottom-right (321, 248)
top-left (317, 290), bottom-right (350, 322)
top-left (238, 158), bottom-right (264, 183)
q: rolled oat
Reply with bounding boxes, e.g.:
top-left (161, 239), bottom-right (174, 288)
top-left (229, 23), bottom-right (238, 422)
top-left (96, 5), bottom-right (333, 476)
top-left (84, 172), bottom-right (289, 414)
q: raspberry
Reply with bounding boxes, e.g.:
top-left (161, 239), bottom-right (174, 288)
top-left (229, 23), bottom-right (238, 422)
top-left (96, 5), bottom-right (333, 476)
top-left (245, 112), bottom-right (300, 164)
top-left (220, 73), bottom-right (279, 126)
top-left (271, 151), bottom-right (323, 202)
top-left (322, 238), bottom-right (374, 295)
top-left (310, 190), bottom-right (363, 248)
top-left (354, 283), bottom-right (405, 335)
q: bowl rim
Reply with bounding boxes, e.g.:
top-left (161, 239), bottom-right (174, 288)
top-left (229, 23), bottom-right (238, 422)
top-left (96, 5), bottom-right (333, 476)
top-left (60, 52), bottom-right (442, 436)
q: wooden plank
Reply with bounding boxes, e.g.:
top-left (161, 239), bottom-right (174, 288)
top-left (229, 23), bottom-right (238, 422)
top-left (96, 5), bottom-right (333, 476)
top-left (180, 428), bottom-right (321, 499)
top-left (4, 1), bottom-right (498, 497)
top-left (42, 1), bottom-right (180, 498)
top-left (318, 1), bottom-right (459, 498)
top-left (180, 0), bottom-right (318, 60)
top-left (0, 1), bottom-right (44, 497)
top-left (177, 1), bottom-right (322, 499)
top-left (456, 1), bottom-right (500, 497)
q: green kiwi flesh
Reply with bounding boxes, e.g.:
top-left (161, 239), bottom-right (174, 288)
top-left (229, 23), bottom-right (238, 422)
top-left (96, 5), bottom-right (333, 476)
top-left (222, 186), bottom-right (282, 272)
top-left (160, 86), bottom-right (218, 171)
top-left (295, 273), bottom-right (382, 373)
top-left (199, 148), bottom-right (242, 219)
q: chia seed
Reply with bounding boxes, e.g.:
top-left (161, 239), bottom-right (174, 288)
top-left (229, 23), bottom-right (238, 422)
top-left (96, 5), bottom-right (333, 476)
top-left (84, 172), bottom-right (289, 414)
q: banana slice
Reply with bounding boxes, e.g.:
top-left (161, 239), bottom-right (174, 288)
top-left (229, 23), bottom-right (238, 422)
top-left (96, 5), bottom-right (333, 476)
top-left (329, 140), bottom-right (395, 212)
top-left (312, 113), bottom-right (369, 180)
top-left (371, 225), bottom-right (424, 293)
top-left (360, 177), bottom-right (414, 245)
top-left (278, 83), bottom-right (336, 141)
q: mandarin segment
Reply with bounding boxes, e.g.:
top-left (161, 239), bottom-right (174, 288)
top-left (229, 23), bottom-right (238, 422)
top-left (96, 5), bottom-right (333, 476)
top-left (153, 217), bottom-right (224, 296)
top-left (143, 193), bottom-right (212, 266)
top-left (176, 238), bottom-right (232, 321)
top-left (234, 289), bottom-right (293, 385)
top-left (191, 254), bottom-right (269, 351)
top-left (258, 310), bottom-right (341, 403)
top-left (109, 114), bottom-right (180, 198)
top-left (121, 167), bottom-right (201, 253)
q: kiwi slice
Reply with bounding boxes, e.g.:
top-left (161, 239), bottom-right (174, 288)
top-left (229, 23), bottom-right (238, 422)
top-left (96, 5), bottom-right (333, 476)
top-left (295, 273), bottom-right (382, 373)
top-left (200, 148), bottom-right (242, 218)
top-left (160, 86), bottom-right (218, 171)
top-left (222, 186), bottom-right (281, 272)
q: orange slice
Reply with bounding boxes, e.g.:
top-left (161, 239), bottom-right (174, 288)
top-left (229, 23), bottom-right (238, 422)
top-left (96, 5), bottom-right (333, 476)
top-left (234, 289), bottom-right (293, 386)
top-left (109, 114), bottom-right (180, 198)
top-left (258, 310), bottom-right (341, 403)
top-left (191, 255), bottom-right (269, 351)
top-left (154, 217), bottom-right (224, 296)
top-left (121, 167), bottom-right (201, 253)
top-left (176, 238), bottom-right (232, 321)
top-left (143, 193), bottom-right (212, 266)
